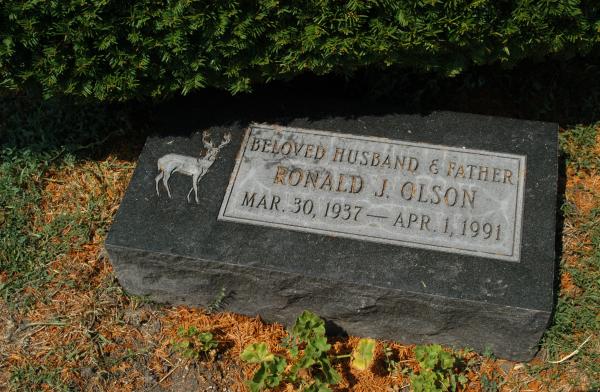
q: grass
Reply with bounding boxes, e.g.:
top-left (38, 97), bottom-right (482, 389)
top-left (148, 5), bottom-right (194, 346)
top-left (533, 124), bottom-right (600, 390)
top-left (9, 364), bottom-right (70, 391)
top-left (0, 96), bottom-right (129, 311)
top-left (1, 60), bottom-right (599, 391)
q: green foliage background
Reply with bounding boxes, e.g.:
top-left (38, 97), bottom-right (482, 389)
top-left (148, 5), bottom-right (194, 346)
top-left (1, 0), bottom-right (599, 101)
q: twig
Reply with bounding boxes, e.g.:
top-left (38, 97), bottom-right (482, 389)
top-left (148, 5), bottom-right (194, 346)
top-left (162, 356), bottom-right (175, 367)
top-left (159, 359), bottom-right (183, 384)
top-left (45, 128), bottom-right (124, 167)
top-left (16, 321), bottom-right (67, 333)
top-left (332, 354), bottom-right (351, 360)
top-left (547, 335), bottom-right (593, 364)
top-left (24, 325), bottom-right (47, 338)
top-left (72, 129), bottom-right (124, 153)
top-left (509, 376), bottom-right (535, 392)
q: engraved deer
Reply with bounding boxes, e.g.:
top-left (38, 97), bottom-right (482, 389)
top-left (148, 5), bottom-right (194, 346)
top-left (155, 131), bottom-right (231, 203)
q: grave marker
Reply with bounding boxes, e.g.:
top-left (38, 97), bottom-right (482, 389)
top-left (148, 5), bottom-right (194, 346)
top-left (105, 112), bottom-right (558, 360)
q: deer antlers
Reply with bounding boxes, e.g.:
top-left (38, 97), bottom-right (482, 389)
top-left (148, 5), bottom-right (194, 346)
top-left (202, 131), bottom-right (213, 149)
top-left (218, 132), bottom-right (231, 148)
top-left (202, 131), bottom-right (231, 150)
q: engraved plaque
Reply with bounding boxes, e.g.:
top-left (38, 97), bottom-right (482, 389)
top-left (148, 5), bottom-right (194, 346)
top-left (219, 124), bottom-right (526, 261)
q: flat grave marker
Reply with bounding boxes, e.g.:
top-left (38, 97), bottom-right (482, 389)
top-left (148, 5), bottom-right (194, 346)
top-left (106, 112), bottom-right (558, 360)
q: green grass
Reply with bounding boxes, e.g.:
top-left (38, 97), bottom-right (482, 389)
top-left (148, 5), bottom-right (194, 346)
top-left (560, 124), bottom-right (600, 171)
top-left (0, 95), bottom-right (137, 391)
top-left (1, 147), bottom-right (65, 309)
top-left (532, 124), bottom-right (600, 390)
top-left (9, 364), bottom-right (71, 392)
top-left (0, 96), bottom-right (128, 310)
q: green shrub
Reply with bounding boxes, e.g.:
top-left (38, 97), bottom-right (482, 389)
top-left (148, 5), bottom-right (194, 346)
top-left (1, 1), bottom-right (598, 101)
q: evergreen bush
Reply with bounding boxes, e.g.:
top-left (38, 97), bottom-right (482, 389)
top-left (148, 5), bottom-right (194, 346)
top-left (1, 0), bottom-right (598, 101)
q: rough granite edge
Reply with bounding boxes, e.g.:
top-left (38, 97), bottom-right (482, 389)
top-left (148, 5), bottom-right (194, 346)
top-left (105, 243), bottom-right (552, 361)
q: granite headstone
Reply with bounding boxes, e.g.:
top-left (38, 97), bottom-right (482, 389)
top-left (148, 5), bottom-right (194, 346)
top-left (105, 112), bottom-right (558, 361)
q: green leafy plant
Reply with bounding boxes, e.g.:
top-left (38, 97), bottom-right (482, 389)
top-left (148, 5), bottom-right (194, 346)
top-left (240, 343), bottom-right (287, 392)
top-left (286, 311), bottom-right (340, 385)
top-left (241, 310), bottom-right (341, 392)
top-left (409, 344), bottom-right (468, 392)
top-left (171, 326), bottom-right (218, 360)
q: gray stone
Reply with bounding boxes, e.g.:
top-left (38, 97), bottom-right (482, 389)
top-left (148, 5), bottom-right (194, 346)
top-left (105, 111), bottom-right (558, 361)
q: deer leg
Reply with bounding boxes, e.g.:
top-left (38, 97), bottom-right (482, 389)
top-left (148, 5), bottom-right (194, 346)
top-left (163, 169), bottom-right (173, 198)
top-left (193, 173), bottom-right (200, 204)
top-left (187, 174), bottom-right (199, 203)
top-left (155, 171), bottom-right (164, 197)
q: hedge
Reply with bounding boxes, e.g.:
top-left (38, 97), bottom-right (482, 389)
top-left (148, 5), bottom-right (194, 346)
top-left (1, 0), bottom-right (599, 101)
